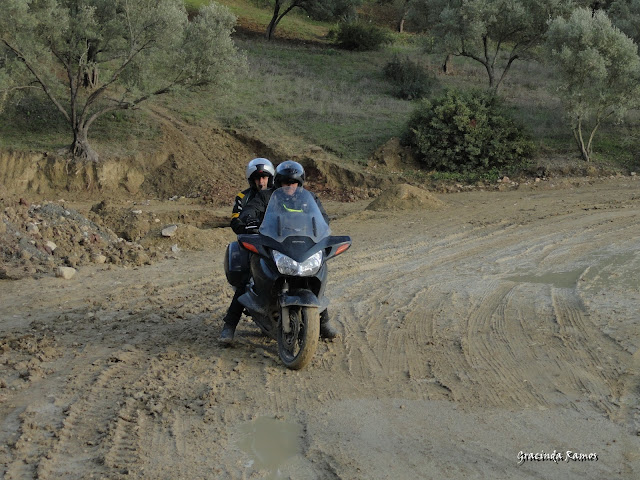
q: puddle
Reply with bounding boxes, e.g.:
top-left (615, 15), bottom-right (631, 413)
top-left (237, 416), bottom-right (303, 478)
top-left (581, 252), bottom-right (640, 289)
top-left (506, 268), bottom-right (584, 289)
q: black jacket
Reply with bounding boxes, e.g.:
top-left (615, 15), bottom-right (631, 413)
top-left (238, 187), bottom-right (330, 231)
top-left (230, 187), bottom-right (261, 234)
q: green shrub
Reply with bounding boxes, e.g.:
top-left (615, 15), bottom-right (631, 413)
top-left (333, 22), bottom-right (392, 51)
top-left (383, 55), bottom-right (436, 100)
top-left (404, 89), bottom-right (534, 174)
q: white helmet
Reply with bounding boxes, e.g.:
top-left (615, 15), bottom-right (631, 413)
top-left (245, 158), bottom-right (275, 189)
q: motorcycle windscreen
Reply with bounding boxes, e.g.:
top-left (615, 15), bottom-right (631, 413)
top-left (259, 187), bottom-right (331, 243)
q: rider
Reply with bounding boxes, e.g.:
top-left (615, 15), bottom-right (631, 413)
top-left (230, 158), bottom-right (275, 234)
top-left (220, 158), bottom-right (275, 344)
top-left (237, 160), bottom-right (339, 340)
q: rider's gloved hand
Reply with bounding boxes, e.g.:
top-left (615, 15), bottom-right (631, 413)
top-left (245, 218), bottom-right (260, 233)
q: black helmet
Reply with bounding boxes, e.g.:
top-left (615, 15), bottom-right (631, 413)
top-left (274, 160), bottom-right (305, 188)
top-left (246, 158), bottom-right (275, 189)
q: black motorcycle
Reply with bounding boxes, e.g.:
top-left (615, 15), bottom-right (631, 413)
top-left (224, 187), bottom-right (351, 369)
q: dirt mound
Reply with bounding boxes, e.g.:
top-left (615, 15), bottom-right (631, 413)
top-left (365, 184), bottom-right (444, 211)
top-left (88, 199), bottom-right (229, 242)
top-left (139, 224), bottom-right (235, 252)
top-left (0, 199), bottom-right (159, 280)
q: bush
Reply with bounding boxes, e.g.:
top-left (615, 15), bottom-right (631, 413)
top-left (383, 56), bottom-right (436, 100)
top-left (333, 22), bottom-right (392, 51)
top-left (404, 89), bottom-right (534, 174)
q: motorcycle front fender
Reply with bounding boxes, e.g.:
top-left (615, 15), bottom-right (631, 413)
top-left (279, 289), bottom-right (328, 334)
top-left (280, 289), bottom-right (329, 310)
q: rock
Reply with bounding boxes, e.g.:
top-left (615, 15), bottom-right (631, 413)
top-left (27, 223), bottom-right (39, 234)
top-left (56, 266), bottom-right (77, 279)
top-left (66, 256), bottom-right (79, 268)
top-left (171, 244), bottom-right (181, 253)
top-left (128, 251), bottom-right (150, 266)
top-left (162, 225), bottom-right (178, 237)
top-left (91, 254), bottom-right (107, 264)
top-left (44, 241), bottom-right (57, 252)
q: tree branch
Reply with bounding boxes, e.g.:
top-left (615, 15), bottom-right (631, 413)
top-left (81, 40), bottom-right (152, 119)
top-left (1, 38), bottom-right (71, 124)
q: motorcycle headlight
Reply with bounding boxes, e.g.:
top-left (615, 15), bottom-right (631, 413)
top-left (272, 250), bottom-right (323, 276)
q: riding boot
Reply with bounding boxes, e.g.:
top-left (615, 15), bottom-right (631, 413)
top-left (319, 309), bottom-right (339, 339)
top-left (220, 288), bottom-right (244, 344)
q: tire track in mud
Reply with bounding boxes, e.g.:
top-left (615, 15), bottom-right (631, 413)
top-left (548, 289), bottom-right (625, 415)
top-left (457, 282), bottom-right (549, 408)
top-left (2, 182), bottom-right (640, 479)
top-left (3, 348), bottom-right (149, 479)
top-left (330, 205), bottom-right (639, 417)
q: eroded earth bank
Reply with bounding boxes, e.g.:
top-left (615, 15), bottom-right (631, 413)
top-left (1, 177), bottom-right (640, 479)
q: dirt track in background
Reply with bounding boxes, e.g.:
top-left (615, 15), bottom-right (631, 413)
top-left (1, 176), bottom-right (640, 479)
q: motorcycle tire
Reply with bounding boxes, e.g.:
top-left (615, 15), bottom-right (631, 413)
top-left (277, 306), bottom-right (320, 370)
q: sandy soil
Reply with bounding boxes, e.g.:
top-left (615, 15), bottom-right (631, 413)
top-left (1, 176), bottom-right (640, 479)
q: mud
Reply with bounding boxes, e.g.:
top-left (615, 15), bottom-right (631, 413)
top-left (1, 175), bottom-right (639, 479)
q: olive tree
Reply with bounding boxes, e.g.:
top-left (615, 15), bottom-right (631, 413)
top-left (545, 7), bottom-right (640, 162)
top-left (0, 0), bottom-right (245, 162)
top-left (608, 0), bottom-right (640, 45)
top-left (266, 0), bottom-right (360, 40)
top-left (375, 0), bottom-right (417, 32)
top-left (412, 0), bottom-right (577, 92)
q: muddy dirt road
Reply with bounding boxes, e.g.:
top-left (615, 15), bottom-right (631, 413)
top-left (1, 177), bottom-right (640, 479)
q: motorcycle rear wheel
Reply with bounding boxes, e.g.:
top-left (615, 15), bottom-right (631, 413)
top-left (277, 306), bottom-right (320, 370)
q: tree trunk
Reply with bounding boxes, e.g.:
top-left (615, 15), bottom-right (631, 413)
top-left (397, 1), bottom-right (410, 33)
top-left (83, 66), bottom-right (98, 89)
top-left (71, 124), bottom-right (99, 163)
top-left (397, 17), bottom-right (405, 33)
top-left (266, 1), bottom-right (282, 40)
top-left (442, 54), bottom-right (454, 74)
top-left (83, 40), bottom-right (99, 89)
top-left (485, 64), bottom-right (495, 91)
top-left (573, 120), bottom-right (591, 162)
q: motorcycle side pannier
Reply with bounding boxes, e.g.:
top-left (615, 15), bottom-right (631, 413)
top-left (224, 241), bottom-right (250, 288)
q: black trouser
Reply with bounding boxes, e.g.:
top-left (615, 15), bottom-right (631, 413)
top-left (224, 282), bottom-right (247, 327)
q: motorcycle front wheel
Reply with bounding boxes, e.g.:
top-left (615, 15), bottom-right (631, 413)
top-left (277, 306), bottom-right (320, 370)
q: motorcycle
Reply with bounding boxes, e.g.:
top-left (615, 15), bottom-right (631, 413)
top-left (224, 187), bottom-right (351, 369)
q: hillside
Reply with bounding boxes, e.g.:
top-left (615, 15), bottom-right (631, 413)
top-left (1, 0), bottom-right (638, 206)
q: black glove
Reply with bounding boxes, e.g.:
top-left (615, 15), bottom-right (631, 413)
top-left (244, 218), bottom-right (260, 233)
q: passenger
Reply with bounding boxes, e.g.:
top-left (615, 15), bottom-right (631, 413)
top-left (220, 158), bottom-right (275, 344)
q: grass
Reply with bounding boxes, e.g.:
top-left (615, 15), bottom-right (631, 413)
top-left (186, 0), bottom-right (331, 42)
top-left (1, 0), bottom-right (639, 175)
top-left (207, 41), bottom-right (415, 160)
top-left (0, 97), bottom-right (160, 156)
